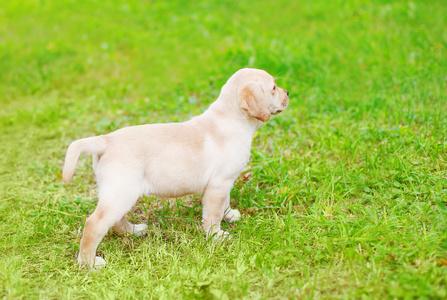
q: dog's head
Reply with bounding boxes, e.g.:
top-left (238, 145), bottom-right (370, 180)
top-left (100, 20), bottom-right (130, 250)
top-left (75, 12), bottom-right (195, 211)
top-left (225, 68), bottom-right (289, 122)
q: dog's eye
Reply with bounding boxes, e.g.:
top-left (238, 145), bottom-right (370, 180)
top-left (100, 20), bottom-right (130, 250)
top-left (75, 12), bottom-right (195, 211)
top-left (273, 86), bottom-right (276, 91)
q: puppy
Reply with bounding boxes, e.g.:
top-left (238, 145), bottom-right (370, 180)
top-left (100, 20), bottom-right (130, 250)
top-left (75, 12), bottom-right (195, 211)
top-left (63, 68), bottom-right (289, 268)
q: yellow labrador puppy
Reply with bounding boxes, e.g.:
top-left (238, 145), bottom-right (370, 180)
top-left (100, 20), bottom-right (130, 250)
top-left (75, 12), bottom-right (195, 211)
top-left (63, 68), bottom-right (289, 268)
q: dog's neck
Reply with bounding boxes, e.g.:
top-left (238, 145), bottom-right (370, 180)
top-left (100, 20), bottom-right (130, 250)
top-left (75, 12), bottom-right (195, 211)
top-left (205, 94), bottom-right (263, 133)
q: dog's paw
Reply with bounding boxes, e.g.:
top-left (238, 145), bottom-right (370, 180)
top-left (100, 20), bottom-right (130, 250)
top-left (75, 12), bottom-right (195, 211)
top-left (93, 256), bottom-right (107, 269)
top-left (213, 230), bottom-right (232, 242)
top-left (224, 209), bottom-right (241, 223)
top-left (78, 256), bottom-right (106, 270)
top-left (132, 224), bottom-right (148, 236)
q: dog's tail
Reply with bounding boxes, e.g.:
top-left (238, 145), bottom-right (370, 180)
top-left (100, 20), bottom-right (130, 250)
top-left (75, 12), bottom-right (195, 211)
top-left (62, 136), bottom-right (108, 183)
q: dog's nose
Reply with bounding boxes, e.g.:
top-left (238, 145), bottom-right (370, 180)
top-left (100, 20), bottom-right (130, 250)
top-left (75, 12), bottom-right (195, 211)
top-left (286, 90), bottom-right (289, 96)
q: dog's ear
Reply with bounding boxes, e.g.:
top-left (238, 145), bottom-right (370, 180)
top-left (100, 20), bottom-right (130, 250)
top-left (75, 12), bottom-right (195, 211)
top-left (238, 81), bottom-right (270, 122)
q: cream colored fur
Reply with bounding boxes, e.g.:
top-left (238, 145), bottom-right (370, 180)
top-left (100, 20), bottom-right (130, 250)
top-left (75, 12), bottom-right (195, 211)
top-left (63, 68), bottom-right (289, 269)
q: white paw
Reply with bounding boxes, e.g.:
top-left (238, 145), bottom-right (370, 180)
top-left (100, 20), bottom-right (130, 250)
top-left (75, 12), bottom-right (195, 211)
top-left (132, 224), bottom-right (148, 236)
top-left (224, 209), bottom-right (241, 223)
top-left (213, 230), bottom-right (231, 241)
top-left (78, 256), bottom-right (106, 270)
top-left (93, 256), bottom-right (107, 269)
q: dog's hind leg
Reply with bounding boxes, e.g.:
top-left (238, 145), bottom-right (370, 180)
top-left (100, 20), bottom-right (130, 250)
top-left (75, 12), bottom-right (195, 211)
top-left (77, 204), bottom-right (117, 269)
top-left (77, 181), bottom-right (142, 269)
top-left (112, 216), bottom-right (147, 236)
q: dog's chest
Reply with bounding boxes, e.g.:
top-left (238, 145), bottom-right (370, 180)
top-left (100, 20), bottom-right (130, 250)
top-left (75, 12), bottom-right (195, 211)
top-left (215, 138), bottom-right (252, 178)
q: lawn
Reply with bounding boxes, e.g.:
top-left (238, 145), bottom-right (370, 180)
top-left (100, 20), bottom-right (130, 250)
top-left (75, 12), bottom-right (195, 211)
top-left (1, 0), bottom-right (447, 298)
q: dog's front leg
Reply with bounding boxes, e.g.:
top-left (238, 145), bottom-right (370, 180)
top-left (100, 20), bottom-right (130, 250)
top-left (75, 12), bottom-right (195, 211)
top-left (202, 182), bottom-right (232, 239)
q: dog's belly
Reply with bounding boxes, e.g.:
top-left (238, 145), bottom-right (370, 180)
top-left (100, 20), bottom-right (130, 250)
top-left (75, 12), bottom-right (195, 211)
top-left (143, 172), bottom-right (206, 198)
top-left (141, 156), bottom-right (210, 198)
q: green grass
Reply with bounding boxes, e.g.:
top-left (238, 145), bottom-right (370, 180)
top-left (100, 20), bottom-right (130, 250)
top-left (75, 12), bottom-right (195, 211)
top-left (1, 0), bottom-right (447, 298)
